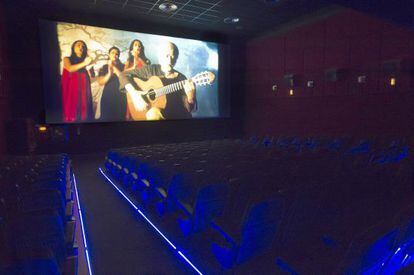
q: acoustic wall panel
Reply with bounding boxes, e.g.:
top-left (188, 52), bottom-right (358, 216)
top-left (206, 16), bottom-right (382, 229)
top-left (381, 23), bottom-right (413, 59)
top-left (245, 8), bottom-right (413, 137)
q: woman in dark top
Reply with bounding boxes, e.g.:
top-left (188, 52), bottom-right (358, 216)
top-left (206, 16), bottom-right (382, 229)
top-left (98, 46), bottom-right (125, 121)
top-left (124, 39), bottom-right (151, 70)
top-left (123, 39), bottom-right (151, 120)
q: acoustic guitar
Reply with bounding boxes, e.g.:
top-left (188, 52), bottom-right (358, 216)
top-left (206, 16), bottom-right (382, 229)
top-left (126, 71), bottom-right (215, 120)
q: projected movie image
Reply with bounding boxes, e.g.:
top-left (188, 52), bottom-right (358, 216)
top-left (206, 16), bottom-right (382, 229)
top-left (40, 21), bottom-right (219, 123)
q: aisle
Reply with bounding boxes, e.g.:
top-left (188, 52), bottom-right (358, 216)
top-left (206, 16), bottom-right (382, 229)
top-left (71, 154), bottom-right (194, 275)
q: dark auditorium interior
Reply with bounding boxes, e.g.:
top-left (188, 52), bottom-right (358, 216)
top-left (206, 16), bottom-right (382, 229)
top-left (0, 0), bottom-right (413, 274)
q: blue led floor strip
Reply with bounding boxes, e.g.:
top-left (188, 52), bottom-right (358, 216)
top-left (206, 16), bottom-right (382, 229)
top-left (99, 169), bottom-right (176, 249)
top-left (178, 251), bottom-right (203, 273)
top-left (98, 168), bottom-right (203, 275)
top-left (73, 173), bottom-right (93, 275)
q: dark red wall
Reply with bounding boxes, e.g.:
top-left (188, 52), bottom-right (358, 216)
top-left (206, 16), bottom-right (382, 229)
top-left (245, 9), bottom-right (413, 137)
top-left (0, 2), bottom-right (10, 154)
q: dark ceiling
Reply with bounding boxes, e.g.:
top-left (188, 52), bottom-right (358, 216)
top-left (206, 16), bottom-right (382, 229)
top-left (6, 0), bottom-right (414, 38)
top-left (74, 0), bottom-right (334, 36)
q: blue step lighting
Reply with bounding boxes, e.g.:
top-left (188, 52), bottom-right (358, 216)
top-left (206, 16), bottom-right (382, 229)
top-left (73, 173), bottom-right (93, 275)
top-left (98, 168), bottom-right (203, 275)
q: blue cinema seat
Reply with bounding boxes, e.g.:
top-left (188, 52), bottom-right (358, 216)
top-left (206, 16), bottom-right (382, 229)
top-left (342, 226), bottom-right (399, 274)
top-left (177, 182), bottom-right (229, 236)
top-left (211, 198), bottom-right (285, 270)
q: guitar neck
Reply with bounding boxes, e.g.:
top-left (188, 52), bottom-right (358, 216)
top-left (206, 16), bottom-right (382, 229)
top-left (155, 77), bottom-right (197, 98)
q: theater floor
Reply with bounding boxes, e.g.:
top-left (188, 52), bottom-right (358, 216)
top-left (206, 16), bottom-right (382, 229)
top-left (71, 154), bottom-right (194, 275)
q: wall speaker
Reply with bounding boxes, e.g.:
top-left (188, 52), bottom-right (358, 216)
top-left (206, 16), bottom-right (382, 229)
top-left (324, 68), bottom-right (346, 82)
top-left (283, 74), bottom-right (300, 87)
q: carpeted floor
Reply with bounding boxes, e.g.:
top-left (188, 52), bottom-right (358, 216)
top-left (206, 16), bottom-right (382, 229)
top-left (71, 154), bottom-right (194, 275)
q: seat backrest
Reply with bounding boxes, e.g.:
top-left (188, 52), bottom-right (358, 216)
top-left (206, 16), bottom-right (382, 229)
top-left (340, 223), bottom-right (399, 274)
top-left (236, 198), bottom-right (285, 264)
top-left (360, 229), bottom-right (399, 271)
top-left (192, 183), bottom-right (230, 232)
top-left (11, 213), bottom-right (66, 267)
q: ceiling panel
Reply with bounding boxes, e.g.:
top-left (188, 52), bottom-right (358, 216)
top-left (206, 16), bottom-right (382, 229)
top-left (11, 0), bottom-right (413, 38)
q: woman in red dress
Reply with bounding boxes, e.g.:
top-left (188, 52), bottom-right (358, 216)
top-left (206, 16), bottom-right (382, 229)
top-left (61, 40), bottom-right (94, 122)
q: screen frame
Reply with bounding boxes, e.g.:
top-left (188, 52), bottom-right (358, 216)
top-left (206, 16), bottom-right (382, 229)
top-left (38, 17), bottom-right (230, 125)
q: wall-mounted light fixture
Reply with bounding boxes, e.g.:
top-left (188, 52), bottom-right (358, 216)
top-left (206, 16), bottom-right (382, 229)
top-left (38, 125), bottom-right (47, 132)
top-left (382, 59), bottom-right (410, 90)
top-left (284, 74), bottom-right (300, 96)
top-left (307, 80), bottom-right (314, 88)
top-left (224, 17), bottom-right (240, 24)
top-left (390, 77), bottom-right (396, 87)
top-left (357, 75), bottom-right (366, 84)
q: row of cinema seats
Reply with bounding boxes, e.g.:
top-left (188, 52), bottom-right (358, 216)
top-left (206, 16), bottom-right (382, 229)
top-left (0, 154), bottom-right (77, 275)
top-left (103, 136), bottom-right (413, 274)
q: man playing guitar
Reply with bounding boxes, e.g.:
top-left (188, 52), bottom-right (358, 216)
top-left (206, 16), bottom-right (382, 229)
top-left (119, 41), bottom-right (196, 120)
